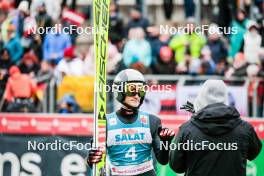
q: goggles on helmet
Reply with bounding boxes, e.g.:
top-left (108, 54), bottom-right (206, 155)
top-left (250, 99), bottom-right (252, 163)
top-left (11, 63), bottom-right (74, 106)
top-left (124, 83), bottom-right (146, 97)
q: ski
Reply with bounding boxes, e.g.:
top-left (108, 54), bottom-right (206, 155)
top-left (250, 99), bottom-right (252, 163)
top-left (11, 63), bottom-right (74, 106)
top-left (93, 0), bottom-right (110, 175)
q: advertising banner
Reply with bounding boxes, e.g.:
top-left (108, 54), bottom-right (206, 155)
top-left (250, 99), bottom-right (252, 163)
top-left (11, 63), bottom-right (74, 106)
top-left (0, 135), bottom-right (92, 176)
top-left (1, 114), bottom-right (263, 176)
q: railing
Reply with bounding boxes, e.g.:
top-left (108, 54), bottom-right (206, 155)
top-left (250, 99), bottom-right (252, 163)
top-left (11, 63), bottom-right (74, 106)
top-left (45, 75), bottom-right (264, 118)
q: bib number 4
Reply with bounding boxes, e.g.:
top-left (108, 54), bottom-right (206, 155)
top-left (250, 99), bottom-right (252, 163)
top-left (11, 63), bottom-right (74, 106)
top-left (125, 147), bottom-right (137, 161)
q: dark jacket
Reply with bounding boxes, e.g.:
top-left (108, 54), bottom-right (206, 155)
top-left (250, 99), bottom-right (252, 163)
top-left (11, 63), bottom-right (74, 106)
top-left (152, 56), bottom-right (176, 75)
top-left (125, 17), bottom-right (149, 37)
top-left (169, 103), bottom-right (262, 176)
top-left (0, 59), bottom-right (13, 97)
top-left (207, 39), bottom-right (227, 64)
top-left (19, 63), bottom-right (40, 75)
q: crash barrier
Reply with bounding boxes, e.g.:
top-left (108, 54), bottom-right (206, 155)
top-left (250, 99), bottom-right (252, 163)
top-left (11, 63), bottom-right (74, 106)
top-left (44, 75), bottom-right (264, 118)
top-left (0, 113), bottom-right (264, 176)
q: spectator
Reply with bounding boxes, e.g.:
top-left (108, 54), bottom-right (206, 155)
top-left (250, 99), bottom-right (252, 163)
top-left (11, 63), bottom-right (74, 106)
top-left (0, 48), bottom-right (13, 99)
top-left (36, 60), bottom-right (53, 84)
top-left (123, 27), bottom-right (152, 71)
top-left (31, 0), bottom-right (61, 21)
top-left (163, 0), bottom-right (173, 20)
top-left (5, 66), bottom-right (37, 112)
top-left (55, 46), bottom-right (84, 82)
top-left (18, 52), bottom-right (40, 77)
top-left (225, 52), bottom-right (248, 77)
top-left (4, 24), bottom-right (23, 64)
top-left (0, 0), bottom-right (10, 12)
top-left (57, 94), bottom-right (80, 113)
top-left (0, 0), bottom-right (10, 26)
top-left (13, 0), bottom-right (30, 38)
top-left (130, 61), bottom-right (151, 74)
top-left (169, 18), bottom-right (206, 64)
top-left (243, 20), bottom-right (262, 64)
top-left (228, 9), bottom-right (249, 58)
top-left (107, 41), bottom-right (122, 75)
top-left (0, 48), bottom-right (12, 71)
top-left (43, 22), bottom-right (72, 64)
top-left (187, 57), bottom-right (201, 75)
top-left (147, 26), bottom-right (171, 65)
top-left (125, 7), bottom-right (149, 36)
top-left (31, 33), bottom-right (43, 62)
top-left (61, 0), bottom-right (77, 10)
top-left (175, 48), bottom-right (199, 75)
top-left (214, 59), bottom-right (227, 76)
top-left (255, 0), bottom-right (264, 14)
top-left (207, 23), bottom-right (228, 65)
top-left (34, 60), bottom-right (53, 104)
top-left (147, 26), bottom-right (161, 63)
top-left (34, 1), bottom-right (52, 41)
top-left (199, 46), bottom-right (216, 75)
top-left (109, 1), bottom-right (124, 40)
top-left (152, 46), bottom-right (176, 74)
top-left (83, 41), bottom-right (123, 76)
top-left (1, 12), bottom-right (13, 44)
top-left (184, 0), bottom-right (195, 18)
top-left (217, 0), bottom-right (237, 29)
top-left (83, 45), bottom-right (95, 76)
top-left (20, 13), bottom-right (37, 50)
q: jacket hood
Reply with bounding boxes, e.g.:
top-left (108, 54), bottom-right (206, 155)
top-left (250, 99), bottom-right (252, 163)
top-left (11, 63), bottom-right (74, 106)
top-left (194, 80), bottom-right (228, 112)
top-left (191, 103), bottom-right (241, 136)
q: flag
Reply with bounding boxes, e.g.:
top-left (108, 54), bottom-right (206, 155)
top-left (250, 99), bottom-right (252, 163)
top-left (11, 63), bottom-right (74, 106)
top-left (62, 8), bottom-right (85, 26)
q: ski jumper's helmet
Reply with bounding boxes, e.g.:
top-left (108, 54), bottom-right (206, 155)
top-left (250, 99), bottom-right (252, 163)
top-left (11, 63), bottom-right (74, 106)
top-left (113, 69), bottom-right (146, 109)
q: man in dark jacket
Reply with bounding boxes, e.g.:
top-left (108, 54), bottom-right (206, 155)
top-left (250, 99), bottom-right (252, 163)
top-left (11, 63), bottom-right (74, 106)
top-left (169, 80), bottom-right (262, 176)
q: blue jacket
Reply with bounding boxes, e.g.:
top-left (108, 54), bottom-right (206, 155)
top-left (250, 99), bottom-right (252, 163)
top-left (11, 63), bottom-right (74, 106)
top-left (43, 33), bottom-right (71, 63)
top-left (229, 19), bottom-right (248, 57)
top-left (123, 39), bottom-right (152, 68)
top-left (4, 37), bottom-right (23, 63)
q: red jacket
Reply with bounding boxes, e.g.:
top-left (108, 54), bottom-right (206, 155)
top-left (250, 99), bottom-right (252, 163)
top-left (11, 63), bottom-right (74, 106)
top-left (5, 66), bottom-right (36, 102)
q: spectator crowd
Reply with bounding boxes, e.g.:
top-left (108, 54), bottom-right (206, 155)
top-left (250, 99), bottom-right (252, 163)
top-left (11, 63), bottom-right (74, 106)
top-left (0, 0), bottom-right (263, 114)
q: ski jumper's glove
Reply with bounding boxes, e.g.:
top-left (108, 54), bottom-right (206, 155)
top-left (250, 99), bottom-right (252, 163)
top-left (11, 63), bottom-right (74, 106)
top-left (86, 148), bottom-right (103, 167)
top-left (158, 127), bottom-right (175, 143)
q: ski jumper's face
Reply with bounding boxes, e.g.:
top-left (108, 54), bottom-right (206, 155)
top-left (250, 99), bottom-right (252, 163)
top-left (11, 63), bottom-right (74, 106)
top-left (124, 93), bottom-right (141, 108)
top-left (123, 83), bottom-right (145, 108)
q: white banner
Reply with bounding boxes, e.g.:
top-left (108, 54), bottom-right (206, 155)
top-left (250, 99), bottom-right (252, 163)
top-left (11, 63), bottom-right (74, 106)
top-left (176, 84), bottom-right (248, 116)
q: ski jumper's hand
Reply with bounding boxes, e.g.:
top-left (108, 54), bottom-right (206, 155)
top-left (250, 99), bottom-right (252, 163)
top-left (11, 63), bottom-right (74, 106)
top-left (158, 127), bottom-right (175, 142)
top-left (86, 148), bottom-right (103, 167)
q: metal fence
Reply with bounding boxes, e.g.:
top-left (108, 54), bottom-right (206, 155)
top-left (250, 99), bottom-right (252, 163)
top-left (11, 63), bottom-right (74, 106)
top-left (44, 75), bottom-right (264, 118)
